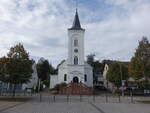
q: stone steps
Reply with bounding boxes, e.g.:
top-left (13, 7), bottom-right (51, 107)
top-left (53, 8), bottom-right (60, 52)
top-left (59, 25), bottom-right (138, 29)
top-left (59, 83), bottom-right (93, 95)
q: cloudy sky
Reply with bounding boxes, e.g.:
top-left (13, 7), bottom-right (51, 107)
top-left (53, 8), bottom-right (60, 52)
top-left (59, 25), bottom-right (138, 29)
top-left (0, 0), bottom-right (150, 66)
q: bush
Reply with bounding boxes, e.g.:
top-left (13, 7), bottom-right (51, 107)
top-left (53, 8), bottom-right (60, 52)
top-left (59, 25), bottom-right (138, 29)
top-left (138, 80), bottom-right (150, 90)
top-left (53, 82), bottom-right (67, 91)
top-left (43, 80), bottom-right (50, 87)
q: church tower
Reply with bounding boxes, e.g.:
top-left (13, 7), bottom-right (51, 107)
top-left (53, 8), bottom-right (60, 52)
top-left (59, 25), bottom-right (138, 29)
top-left (67, 10), bottom-right (85, 83)
top-left (68, 10), bottom-right (85, 66)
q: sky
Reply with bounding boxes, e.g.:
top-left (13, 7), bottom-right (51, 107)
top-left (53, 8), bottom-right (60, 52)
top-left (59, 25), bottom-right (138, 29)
top-left (0, 0), bottom-right (150, 66)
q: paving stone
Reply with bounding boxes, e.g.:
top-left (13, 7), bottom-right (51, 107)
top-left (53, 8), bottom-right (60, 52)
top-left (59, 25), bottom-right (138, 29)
top-left (0, 102), bottom-right (20, 111)
top-left (1, 95), bottom-right (150, 113)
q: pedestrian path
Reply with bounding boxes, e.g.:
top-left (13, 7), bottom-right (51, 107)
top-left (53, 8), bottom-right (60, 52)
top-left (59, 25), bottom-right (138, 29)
top-left (0, 102), bottom-right (21, 112)
top-left (1, 101), bottom-right (150, 113)
top-left (0, 95), bottom-right (150, 113)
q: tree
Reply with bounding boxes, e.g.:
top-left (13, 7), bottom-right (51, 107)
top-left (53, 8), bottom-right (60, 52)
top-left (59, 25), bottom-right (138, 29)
top-left (106, 62), bottom-right (129, 88)
top-left (87, 54), bottom-right (103, 83)
top-left (36, 58), bottom-right (55, 87)
top-left (0, 57), bottom-right (10, 83)
top-left (87, 54), bottom-right (95, 65)
top-left (129, 37), bottom-right (150, 80)
top-left (7, 43), bottom-right (29, 59)
top-left (0, 43), bottom-right (33, 96)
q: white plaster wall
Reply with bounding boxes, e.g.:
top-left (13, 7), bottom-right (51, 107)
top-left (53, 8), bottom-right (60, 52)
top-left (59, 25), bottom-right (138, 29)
top-left (58, 61), bottom-right (68, 84)
top-left (68, 29), bottom-right (85, 65)
top-left (68, 65), bottom-right (85, 83)
top-left (50, 75), bottom-right (58, 89)
top-left (58, 61), bottom-right (85, 84)
top-left (84, 63), bottom-right (93, 87)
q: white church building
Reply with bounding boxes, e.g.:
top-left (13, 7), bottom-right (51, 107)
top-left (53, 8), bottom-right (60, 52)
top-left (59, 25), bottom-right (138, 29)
top-left (50, 10), bottom-right (93, 88)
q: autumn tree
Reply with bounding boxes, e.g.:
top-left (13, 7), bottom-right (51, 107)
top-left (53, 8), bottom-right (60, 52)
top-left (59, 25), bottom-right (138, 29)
top-left (0, 57), bottom-right (9, 83)
top-left (129, 37), bottom-right (150, 80)
top-left (106, 62), bottom-right (129, 88)
top-left (0, 43), bottom-right (33, 96)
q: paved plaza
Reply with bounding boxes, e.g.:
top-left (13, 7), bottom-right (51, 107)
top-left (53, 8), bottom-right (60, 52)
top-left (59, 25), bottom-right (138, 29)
top-left (0, 102), bottom-right (21, 112)
top-left (0, 95), bottom-right (150, 113)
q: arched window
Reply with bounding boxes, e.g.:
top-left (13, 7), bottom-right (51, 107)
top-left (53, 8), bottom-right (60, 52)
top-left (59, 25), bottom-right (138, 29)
top-left (74, 56), bottom-right (78, 65)
top-left (64, 74), bottom-right (67, 81)
top-left (84, 74), bottom-right (87, 82)
top-left (74, 39), bottom-right (78, 46)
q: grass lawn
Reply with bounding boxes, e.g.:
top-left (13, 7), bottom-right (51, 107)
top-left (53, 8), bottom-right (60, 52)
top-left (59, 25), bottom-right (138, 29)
top-left (138, 100), bottom-right (150, 104)
top-left (0, 97), bottom-right (32, 102)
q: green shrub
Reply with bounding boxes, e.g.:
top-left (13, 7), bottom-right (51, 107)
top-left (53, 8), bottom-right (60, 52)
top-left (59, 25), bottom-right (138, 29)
top-left (138, 80), bottom-right (150, 90)
top-left (53, 82), bottom-right (67, 91)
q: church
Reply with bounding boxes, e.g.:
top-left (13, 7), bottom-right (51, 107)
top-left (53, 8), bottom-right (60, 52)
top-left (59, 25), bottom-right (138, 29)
top-left (50, 10), bottom-right (93, 88)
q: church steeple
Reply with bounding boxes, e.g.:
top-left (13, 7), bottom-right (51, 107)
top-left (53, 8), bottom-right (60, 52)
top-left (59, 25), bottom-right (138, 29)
top-left (69, 9), bottom-right (83, 30)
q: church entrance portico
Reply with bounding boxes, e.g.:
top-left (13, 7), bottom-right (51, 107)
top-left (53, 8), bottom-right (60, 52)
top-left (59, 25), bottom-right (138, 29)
top-left (73, 76), bottom-right (79, 83)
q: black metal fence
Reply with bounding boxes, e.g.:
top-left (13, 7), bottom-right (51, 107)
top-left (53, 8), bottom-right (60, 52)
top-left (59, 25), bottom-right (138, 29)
top-left (0, 89), bottom-right (35, 97)
top-left (1, 90), bottom-right (149, 104)
top-left (36, 93), bottom-right (135, 104)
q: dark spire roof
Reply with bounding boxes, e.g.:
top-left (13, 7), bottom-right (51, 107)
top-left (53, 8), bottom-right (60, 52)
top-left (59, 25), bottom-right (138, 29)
top-left (69, 9), bottom-right (84, 30)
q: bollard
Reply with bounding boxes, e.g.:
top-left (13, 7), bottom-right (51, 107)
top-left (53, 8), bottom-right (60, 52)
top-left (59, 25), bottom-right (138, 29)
top-left (93, 94), bottom-right (95, 102)
top-left (40, 93), bottom-right (42, 102)
top-left (67, 95), bottom-right (69, 102)
top-left (105, 93), bottom-right (108, 103)
top-left (24, 90), bottom-right (26, 96)
top-left (49, 96), bottom-right (51, 103)
top-left (80, 94), bottom-right (82, 102)
top-left (118, 94), bottom-right (121, 103)
top-left (130, 92), bottom-right (133, 103)
top-left (53, 95), bottom-right (56, 102)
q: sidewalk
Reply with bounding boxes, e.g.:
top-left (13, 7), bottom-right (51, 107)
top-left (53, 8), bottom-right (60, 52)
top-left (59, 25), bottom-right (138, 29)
top-left (1, 101), bottom-right (150, 113)
top-left (0, 95), bottom-right (150, 113)
top-left (0, 102), bottom-right (21, 112)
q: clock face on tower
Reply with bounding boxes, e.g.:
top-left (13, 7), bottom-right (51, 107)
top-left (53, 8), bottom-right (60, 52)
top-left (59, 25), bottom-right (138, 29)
top-left (74, 49), bottom-right (78, 53)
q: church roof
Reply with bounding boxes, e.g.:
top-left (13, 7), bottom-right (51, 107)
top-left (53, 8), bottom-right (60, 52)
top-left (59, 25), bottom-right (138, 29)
top-left (103, 60), bottom-right (129, 65)
top-left (69, 10), bottom-right (84, 30)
